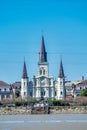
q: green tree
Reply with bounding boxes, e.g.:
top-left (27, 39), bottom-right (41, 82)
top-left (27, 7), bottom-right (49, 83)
top-left (80, 88), bottom-right (87, 96)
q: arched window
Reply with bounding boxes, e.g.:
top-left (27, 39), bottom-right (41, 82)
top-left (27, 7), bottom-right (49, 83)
top-left (24, 82), bottom-right (25, 86)
top-left (44, 91), bottom-right (45, 96)
top-left (55, 91), bottom-right (57, 96)
top-left (80, 87), bottom-right (82, 90)
top-left (40, 70), bottom-right (42, 75)
top-left (4, 88), bottom-right (6, 91)
top-left (24, 92), bottom-right (26, 96)
top-left (30, 92), bottom-right (32, 96)
top-left (41, 91), bottom-right (43, 96)
top-left (43, 69), bottom-right (45, 75)
top-left (60, 81), bottom-right (62, 85)
top-left (61, 91), bottom-right (62, 95)
top-left (49, 80), bottom-right (51, 85)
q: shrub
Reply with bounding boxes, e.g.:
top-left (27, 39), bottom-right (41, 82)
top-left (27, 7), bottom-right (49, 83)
top-left (80, 88), bottom-right (87, 97)
top-left (48, 100), bottom-right (70, 106)
top-left (13, 101), bottom-right (22, 106)
top-left (28, 99), bottom-right (37, 105)
top-left (48, 100), bottom-right (53, 106)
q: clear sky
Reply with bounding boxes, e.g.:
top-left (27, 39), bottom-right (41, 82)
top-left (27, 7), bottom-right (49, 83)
top-left (0, 0), bottom-right (87, 83)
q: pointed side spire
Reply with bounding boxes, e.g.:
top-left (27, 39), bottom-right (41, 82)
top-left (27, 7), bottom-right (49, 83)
top-left (58, 58), bottom-right (64, 78)
top-left (22, 61), bottom-right (28, 79)
top-left (39, 35), bottom-right (47, 62)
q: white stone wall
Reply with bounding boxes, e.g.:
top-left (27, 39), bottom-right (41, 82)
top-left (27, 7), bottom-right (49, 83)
top-left (33, 76), bottom-right (55, 100)
top-left (57, 78), bottom-right (66, 100)
top-left (21, 78), bottom-right (29, 100)
top-left (38, 64), bottom-right (49, 76)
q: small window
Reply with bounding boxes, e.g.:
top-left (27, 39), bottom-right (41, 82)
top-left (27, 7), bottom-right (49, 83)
top-left (44, 91), bottom-right (45, 96)
top-left (80, 87), bottom-right (82, 90)
top-left (30, 92), bottom-right (32, 96)
top-left (24, 92), bottom-right (26, 95)
top-left (60, 81), bottom-right (62, 85)
top-left (40, 70), bottom-right (42, 75)
top-left (4, 88), bottom-right (6, 91)
top-left (9, 87), bottom-right (12, 91)
top-left (49, 80), bottom-right (51, 85)
top-left (24, 82), bottom-right (25, 86)
top-left (43, 70), bottom-right (45, 75)
top-left (55, 91), bottom-right (57, 96)
top-left (41, 92), bottom-right (43, 96)
top-left (61, 91), bottom-right (62, 95)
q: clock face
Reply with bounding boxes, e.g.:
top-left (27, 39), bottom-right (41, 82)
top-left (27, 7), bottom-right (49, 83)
top-left (41, 77), bottom-right (45, 86)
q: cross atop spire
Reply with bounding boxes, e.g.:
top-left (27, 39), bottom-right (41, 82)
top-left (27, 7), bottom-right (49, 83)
top-left (58, 58), bottom-right (64, 78)
top-left (39, 35), bottom-right (47, 62)
top-left (22, 61), bottom-right (28, 79)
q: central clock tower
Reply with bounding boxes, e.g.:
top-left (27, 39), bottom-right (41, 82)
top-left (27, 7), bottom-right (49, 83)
top-left (33, 36), bottom-right (54, 100)
top-left (38, 35), bottom-right (49, 77)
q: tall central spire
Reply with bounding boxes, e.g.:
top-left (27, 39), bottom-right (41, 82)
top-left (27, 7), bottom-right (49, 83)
top-left (22, 61), bottom-right (28, 79)
top-left (39, 36), bottom-right (47, 62)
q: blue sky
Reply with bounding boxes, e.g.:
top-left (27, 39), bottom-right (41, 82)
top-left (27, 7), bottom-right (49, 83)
top-left (0, 0), bottom-right (87, 83)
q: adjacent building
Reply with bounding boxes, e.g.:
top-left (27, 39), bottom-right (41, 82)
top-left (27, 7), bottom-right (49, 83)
top-left (65, 77), bottom-right (86, 99)
top-left (74, 79), bottom-right (87, 97)
top-left (0, 81), bottom-right (13, 101)
top-left (12, 81), bottom-right (21, 98)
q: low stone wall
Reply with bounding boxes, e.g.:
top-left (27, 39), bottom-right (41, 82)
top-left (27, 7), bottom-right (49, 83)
top-left (0, 106), bottom-right (87, 115)
top-left (50, 106), bottom-right (87, 114)
top-left (31, 106), bottom-right (49, 114)
top-left (0, 107), bottom-right (31, 115)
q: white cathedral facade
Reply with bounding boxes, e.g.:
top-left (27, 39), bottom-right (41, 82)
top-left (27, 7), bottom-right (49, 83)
top-left (21, 36), bottom-right (66, 100)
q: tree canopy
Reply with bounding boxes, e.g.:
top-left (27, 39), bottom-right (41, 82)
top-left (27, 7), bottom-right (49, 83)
top-left (80, 88), bottom-right (87, 96)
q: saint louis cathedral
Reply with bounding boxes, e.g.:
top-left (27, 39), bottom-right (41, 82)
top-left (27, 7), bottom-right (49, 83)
top-left (21, 36), bottom-right (66, 100)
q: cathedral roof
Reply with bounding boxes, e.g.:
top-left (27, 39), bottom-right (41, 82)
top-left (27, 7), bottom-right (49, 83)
top-left (39, 36), bottom-right (47, 62)
top-left (58, 58), bottom-right (64, 78)
top-left (22, 61), bottom-right (28, 79)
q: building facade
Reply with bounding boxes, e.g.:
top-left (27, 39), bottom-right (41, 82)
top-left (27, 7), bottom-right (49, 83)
top-left (0, 81), bottom-right (13, 101)
top-left (21, 36), bottom-right (66, 100)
